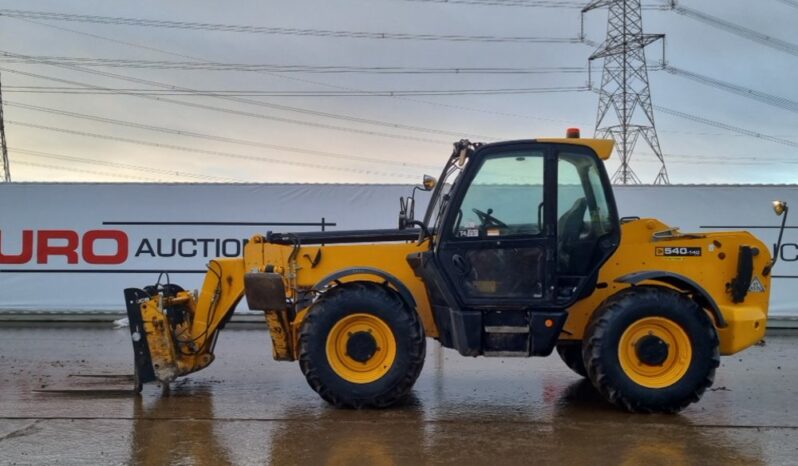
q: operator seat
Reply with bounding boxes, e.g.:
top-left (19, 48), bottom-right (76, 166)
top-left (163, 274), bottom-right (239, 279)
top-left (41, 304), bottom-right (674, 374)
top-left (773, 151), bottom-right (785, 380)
top-left (557, 198), bottom-right (587, 274)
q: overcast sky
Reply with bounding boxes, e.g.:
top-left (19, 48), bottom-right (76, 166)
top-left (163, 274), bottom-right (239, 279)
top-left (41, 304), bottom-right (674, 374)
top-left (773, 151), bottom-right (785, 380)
top-left (0, 0), bottom-right (796, 184)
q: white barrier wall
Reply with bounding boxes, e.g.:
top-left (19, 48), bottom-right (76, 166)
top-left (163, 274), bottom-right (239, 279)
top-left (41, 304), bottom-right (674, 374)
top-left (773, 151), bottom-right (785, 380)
top-left (1, 183), bottom-right (797, 316)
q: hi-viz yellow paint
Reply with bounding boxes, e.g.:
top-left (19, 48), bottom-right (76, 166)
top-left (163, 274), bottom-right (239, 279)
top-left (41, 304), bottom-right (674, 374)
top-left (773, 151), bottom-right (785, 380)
top-left (125, 135), bottom-right (775, 413)
top-left (618, 316), bottom-right (692, 388)
top-left (220, 214), bottom-right (769, 361)
top-left (562, 218), bottom-right (770, 355)
top-left (325, 313), bottom-right (397, 384)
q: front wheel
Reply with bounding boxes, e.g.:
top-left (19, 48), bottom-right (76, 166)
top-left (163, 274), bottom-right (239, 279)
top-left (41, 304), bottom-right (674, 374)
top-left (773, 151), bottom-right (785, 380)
top-left (583, 286), bottom-right (719, 413)
top-left (299, 282), bottom-right (426, 408)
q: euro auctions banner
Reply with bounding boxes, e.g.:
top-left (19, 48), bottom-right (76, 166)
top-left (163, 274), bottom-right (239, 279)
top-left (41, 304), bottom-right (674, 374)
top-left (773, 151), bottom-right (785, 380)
top-left (0, 183), bottom-right (797, 317)
top-left (0, 183), bottom-right (417, 313)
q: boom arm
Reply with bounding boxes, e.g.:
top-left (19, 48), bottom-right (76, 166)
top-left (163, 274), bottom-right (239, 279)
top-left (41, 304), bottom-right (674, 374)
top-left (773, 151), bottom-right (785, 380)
top-left (190, 259), bottom-right (247, 350)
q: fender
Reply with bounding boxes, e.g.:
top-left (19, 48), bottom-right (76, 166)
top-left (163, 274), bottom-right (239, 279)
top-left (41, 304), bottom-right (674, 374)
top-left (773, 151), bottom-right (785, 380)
top-left (614, 270), bottom-right (727, 328)
top-left (313, 266), bottom-right (417, 309)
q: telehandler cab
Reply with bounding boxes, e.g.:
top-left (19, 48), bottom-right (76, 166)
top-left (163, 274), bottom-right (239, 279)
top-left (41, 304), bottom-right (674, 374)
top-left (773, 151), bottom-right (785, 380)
top-left (124, 131), bottom-right (783, 412)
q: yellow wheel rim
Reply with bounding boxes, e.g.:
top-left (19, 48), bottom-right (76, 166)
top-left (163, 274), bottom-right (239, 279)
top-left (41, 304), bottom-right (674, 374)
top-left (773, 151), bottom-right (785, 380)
top-left (618, 317), bottom-right (692, 389)
top-left (326, 313), bottom-right (397, 384)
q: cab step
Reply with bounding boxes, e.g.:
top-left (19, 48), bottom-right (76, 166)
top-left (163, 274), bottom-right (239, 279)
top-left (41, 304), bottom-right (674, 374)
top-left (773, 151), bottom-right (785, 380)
top-left (481, 310), bottom-right (568, 357)
top-left (484, 325), bottom-right (529, 333)
top-left (483, 351), bottom-right (529, 357)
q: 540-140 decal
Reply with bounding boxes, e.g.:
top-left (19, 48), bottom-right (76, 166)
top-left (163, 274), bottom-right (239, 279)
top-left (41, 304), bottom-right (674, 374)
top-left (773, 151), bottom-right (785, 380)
top-left (655, 246), bottom-right (702, 257)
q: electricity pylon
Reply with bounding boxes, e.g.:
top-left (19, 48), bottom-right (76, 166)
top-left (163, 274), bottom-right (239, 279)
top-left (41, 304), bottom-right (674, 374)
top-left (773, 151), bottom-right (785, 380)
top-left (0, 72), bottom-right (10, 182)
top-left (583, 0), bottom-right (669, 184)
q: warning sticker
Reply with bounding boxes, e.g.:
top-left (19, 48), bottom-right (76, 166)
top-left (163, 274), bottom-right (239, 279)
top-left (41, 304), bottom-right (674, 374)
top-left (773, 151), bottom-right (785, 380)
top-left (748, 276), bottom-right (766, 293)
top-left (655, 247), bottom-right (702, 257)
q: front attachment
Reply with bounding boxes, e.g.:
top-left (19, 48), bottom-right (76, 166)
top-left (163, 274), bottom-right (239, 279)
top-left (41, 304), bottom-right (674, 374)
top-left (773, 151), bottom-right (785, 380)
top-left (124, 288), bottom-right (157, 390)
top-left (123, 287), bottom-right (185, 390)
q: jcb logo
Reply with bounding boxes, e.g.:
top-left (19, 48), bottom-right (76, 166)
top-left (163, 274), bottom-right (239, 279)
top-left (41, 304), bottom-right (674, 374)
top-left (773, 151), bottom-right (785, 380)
top-left (777, 243), bottom-right (798, 262)
top-left (0, 230), bottom-right (129, 265)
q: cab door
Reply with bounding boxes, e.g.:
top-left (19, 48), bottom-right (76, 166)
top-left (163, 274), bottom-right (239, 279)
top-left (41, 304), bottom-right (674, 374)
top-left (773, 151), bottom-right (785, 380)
top-left (554, 146), bottom-right (620, 301)
top-left (435, 144), bottom-right (557, 309)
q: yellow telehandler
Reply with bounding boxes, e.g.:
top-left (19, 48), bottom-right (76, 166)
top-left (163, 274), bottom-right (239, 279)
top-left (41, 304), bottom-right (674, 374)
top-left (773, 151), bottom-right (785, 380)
top-left (124, 131), bottom-right (786, 412)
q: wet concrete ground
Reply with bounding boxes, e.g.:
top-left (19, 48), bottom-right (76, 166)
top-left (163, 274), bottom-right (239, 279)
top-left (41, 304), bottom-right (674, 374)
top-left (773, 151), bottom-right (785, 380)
top-left (1, 326), bottom-right (796, 465)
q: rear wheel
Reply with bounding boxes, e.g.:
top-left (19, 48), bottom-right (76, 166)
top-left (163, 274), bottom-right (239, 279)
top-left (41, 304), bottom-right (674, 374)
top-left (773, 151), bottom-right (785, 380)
top-left (299, 282), bottom-right (426, 408)
top-left (583, 286), bottom-right (719, 413)
top-left (556, 342), bottom-right (587, 378)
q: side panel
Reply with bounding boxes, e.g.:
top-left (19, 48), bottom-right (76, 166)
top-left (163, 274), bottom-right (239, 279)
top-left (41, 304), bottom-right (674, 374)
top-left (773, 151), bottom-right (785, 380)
top-left (562, 219), bottom-right (772, 355)
top-left (244, 239), bottom-right (438, 337)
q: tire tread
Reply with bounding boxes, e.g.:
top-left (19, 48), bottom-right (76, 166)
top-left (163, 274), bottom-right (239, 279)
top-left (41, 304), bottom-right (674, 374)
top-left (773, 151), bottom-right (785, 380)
top-left (298, 282), bottom-right (426, 408)
top-left (583, 286), bottom-right (720, 413)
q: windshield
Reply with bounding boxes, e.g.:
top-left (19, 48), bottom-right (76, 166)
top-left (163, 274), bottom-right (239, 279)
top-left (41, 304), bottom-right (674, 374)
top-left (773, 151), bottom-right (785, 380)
top-left (452, 150), bottom-right (545, 238)
top-left (423, 158), bottom-right (466, 230)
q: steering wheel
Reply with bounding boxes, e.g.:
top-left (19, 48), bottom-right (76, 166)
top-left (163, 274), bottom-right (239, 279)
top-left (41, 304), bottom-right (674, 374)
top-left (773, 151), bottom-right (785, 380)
top-left (472, 208), bottom-right (507, 228)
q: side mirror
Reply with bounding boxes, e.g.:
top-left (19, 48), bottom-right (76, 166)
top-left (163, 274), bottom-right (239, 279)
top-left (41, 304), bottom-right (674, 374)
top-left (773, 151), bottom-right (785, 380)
top-left (773, 200), bottom-right (788, 216)
top-left (399, 176), bottom-right (433, 230)
top-left (398, 196), bottom-right (415, 230)
top-left (765, 200), bottom-right (789, 276)
top-left (422, 175), bottom-right (437, 191)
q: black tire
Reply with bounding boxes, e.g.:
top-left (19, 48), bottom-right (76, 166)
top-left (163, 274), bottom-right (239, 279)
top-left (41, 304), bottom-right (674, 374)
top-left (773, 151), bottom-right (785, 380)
top-left (556, 342), bottom-right (588, 378)
top-left (299, 282), bottom-right (426, 408)
top-left (583, 286), bottom-right (720, 413)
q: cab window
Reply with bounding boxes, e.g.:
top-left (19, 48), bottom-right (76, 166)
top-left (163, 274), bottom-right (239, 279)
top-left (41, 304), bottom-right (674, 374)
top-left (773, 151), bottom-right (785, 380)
top-left (557, 152), bottom-right (615, 275)
top-left (452, 151), bottom-right (545, 239)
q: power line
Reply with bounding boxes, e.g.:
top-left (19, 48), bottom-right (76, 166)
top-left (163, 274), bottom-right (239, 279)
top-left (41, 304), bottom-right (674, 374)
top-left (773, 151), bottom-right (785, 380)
top-left (10, 147), bottom-right (246, 182)
top-left (0, 55), bottom-right (659, 77)
top-left (0, 55), bottom-right (591, 74)
top-left (392, 0), bottom-right (588, 7)
top-left (654, 106), bottom-right (798, 149)
top-left (582, 85), bottom-right (798, 149)
top-left (13, 4), bottom-right (790, 151)
top-left (6, 120), bottom-right (422, 179)
top-left (8, 16), bottom-right (590, 131)
top-left (0, 49), bottom-right (584, 144)
top-left (13, 160), bottom-right (160, 181)
top-left (669, 3), bottom-right (798, 58)
top-left (394, 0), bottom-right (669, 8)
top-left (4, 100), bottom-right (438, 170)
top-left (10, 7), bottom-right (791, 163)
top-left (0, 9), bottom-right (582, 43)
top-left (641, 151), bottom-right (798, 165)
top-left (0, 49), bottom-right (500, 142)
top-left (2, 84), bottom-right (591, 97)
top-left (12, 17), bottom-right (223, 65)
top-left (664, 65), bottom-right (798, 114)
top-left (1, 21), bottom-right (509, 142)
top-left (634, 158), bottom-right (778, 167)
top-left (774, 0), bottom-right (798, 9)
top-left (0, 66), bottom-right (451, 145)
top-left (393, 0), bottom-right (668, 9)
top-left (657, 128), bottom-right (795, 138)
top-left (11, 62), bottom-right (791, 162)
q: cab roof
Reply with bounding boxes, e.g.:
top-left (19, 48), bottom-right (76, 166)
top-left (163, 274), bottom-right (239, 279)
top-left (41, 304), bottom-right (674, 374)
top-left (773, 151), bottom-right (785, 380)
top-left (536, 138), bottom-right (614, 160)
